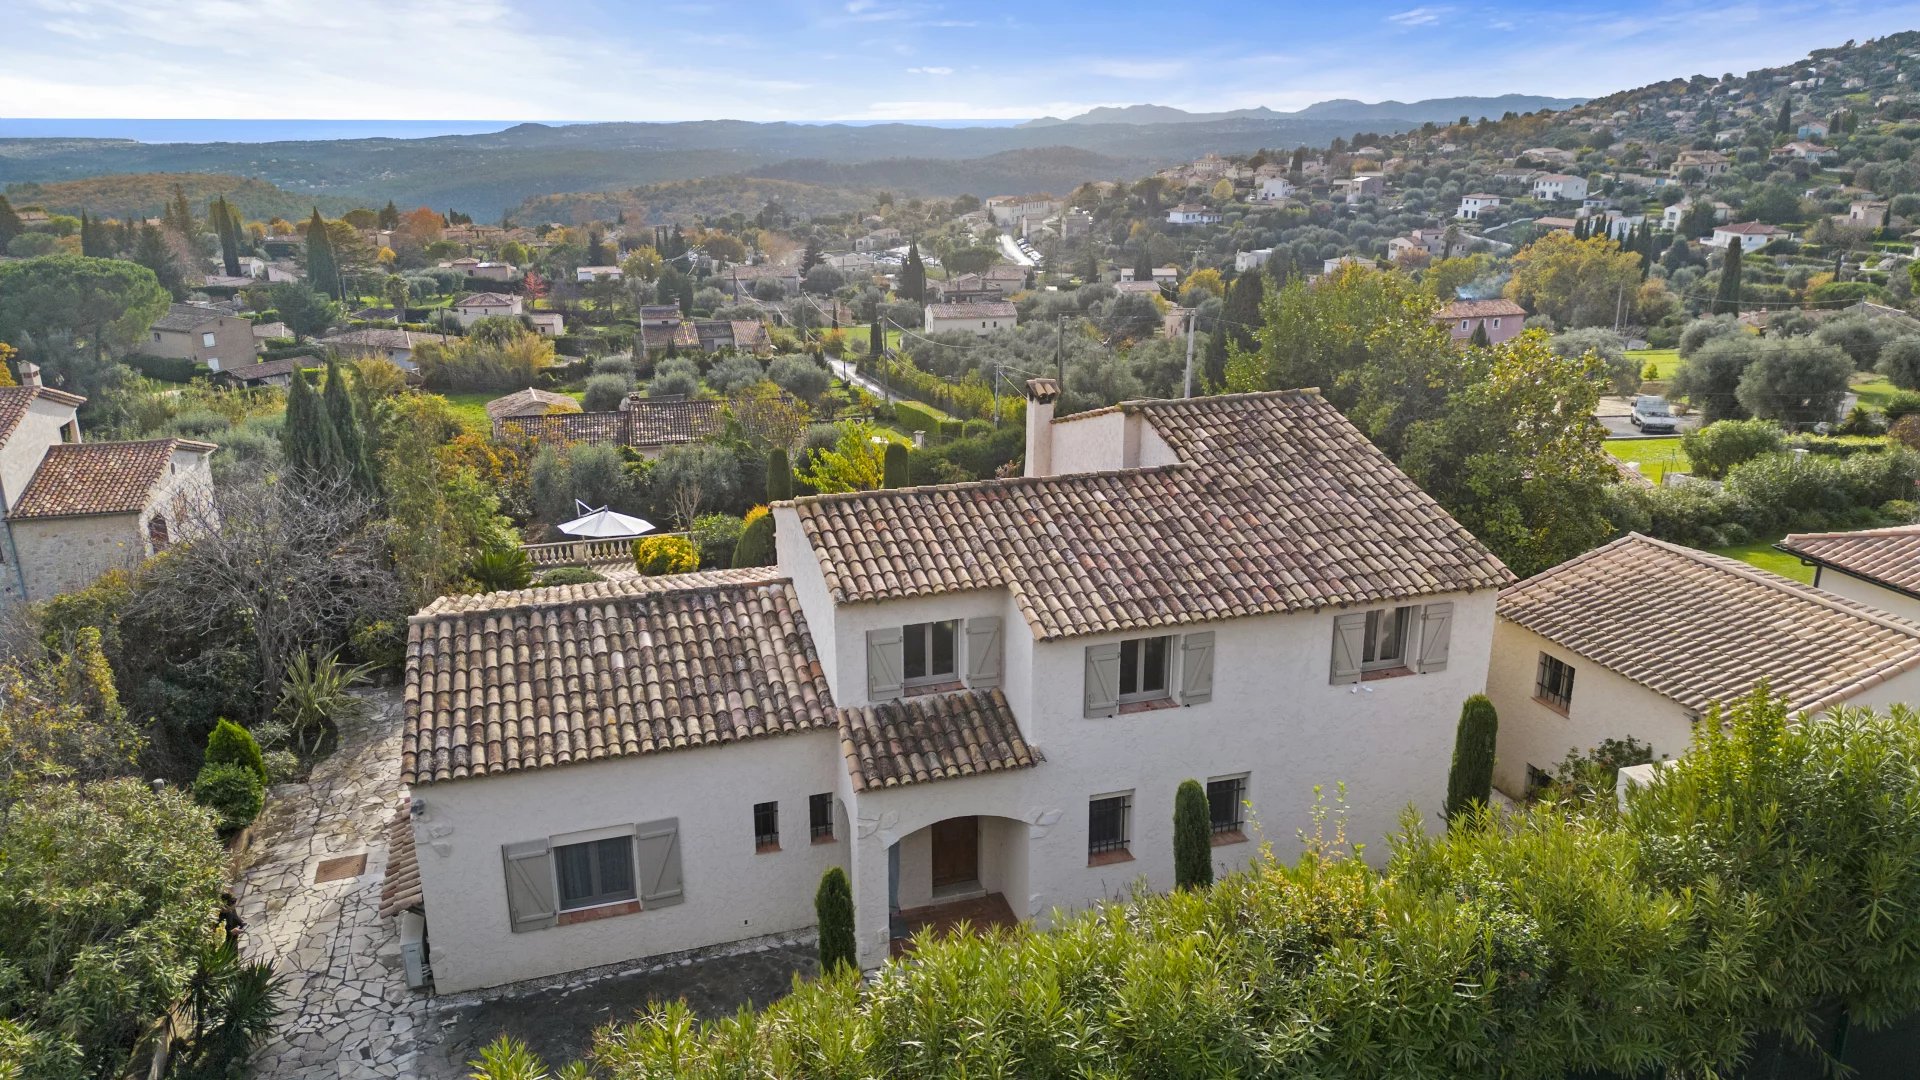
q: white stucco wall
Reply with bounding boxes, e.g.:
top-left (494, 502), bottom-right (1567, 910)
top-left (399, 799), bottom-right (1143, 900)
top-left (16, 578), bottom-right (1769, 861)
top-left (0, 397), bottom-right (76, 509)
top-left (1810, 566), bottom-right (1920, 626)
top-left (414, 730), bottom-right (845, 994)
top-left (1045, 411), bottom-right (1179, 475)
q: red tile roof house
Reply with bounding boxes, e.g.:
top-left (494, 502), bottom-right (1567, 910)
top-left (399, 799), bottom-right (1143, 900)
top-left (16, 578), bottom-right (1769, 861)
top-left (1434, 298), bottom-right (1526, 345)
top-left (395, 378), bottom-right (1511, 991)
top-left (450, 292), bottom-right (524, 328)
top-left (0, 368), bottom-right (215, 602)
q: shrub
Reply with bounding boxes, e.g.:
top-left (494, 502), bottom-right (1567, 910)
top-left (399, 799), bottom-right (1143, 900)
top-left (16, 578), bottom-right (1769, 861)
top-left (348, 617), bottom-right (406, 671)
top-left (1546, 735), bottom-right (1656, 801)
top-left (768, 354), bottom-right (831, 402)
top-left (1548, 327), bottom-right (1637, 396)
top-left (1682, 418), bottom-right (1783, 479)
top-left (1834, 405), bottom-right (1886, 437)
top-left (649, 357), bottom-right (701, 398)
top-left (632, 534), bottom-right (699, 576)
top-left (1893, 414), bottom-right (1920, 452)
top-left (469, 547), bottom-right (534, 592)
top-left (882, 442), bottom-right (910, 488)
top-left (1879, 336), bottom-right (1920, 390)
top-left (1816, 313), bottom-right (1893, 370)
top-left (194, 762), bottom-right (265, 833)
top-left (1884, 389), bottom-right (1920, 423)
top-left (591, 354), bottom-right (635, 379)
top-left (581, 372), bottom-right (631, 411)
top-left (1443, 695), bottom-right (1497, 823)
top-left (536, 567), bottom-right (605, 587)
top-left (1677, 314), bottom-right (1742, 357)
top-left (731, 510), bottom-right (775, 568)
top-left (815, 867), bottom-right (856, 973)
top-left (892, 400), bottom-right (944, 436)
top-left (204, 718), bottom-right (267, 785)
top-left (689, 513), bottom-right (745, 569)
top-left (1173, 779), bottom-right (1212, 890)
top-left (766, 448), bottom-right (793, 502)
top-left (275, 651), bottom-right (372, 756)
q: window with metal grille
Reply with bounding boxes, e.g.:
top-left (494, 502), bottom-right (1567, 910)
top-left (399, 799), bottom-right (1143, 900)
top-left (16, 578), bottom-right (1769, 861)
top-left (902, 620), bottom-right (958, 685)
top-left (553, 835), bottom-right (635, 911)
top-left (753, 801), bottom-right (779, 849)
top-left (1118, 635), bottom-right (1172, 702)
top-left (1088, 794), bottom-right (1130, 855)
top-left (1207, 776), bottom-right (1247, 834)
top-left (1535, 653), bottom-right (1575, 712)
top-left (809, 793), bottom-right (833, 841)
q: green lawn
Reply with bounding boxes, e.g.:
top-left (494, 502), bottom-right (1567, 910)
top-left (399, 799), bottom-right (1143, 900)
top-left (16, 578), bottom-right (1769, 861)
top-left (1849, 373), bottom-right (1901, 412)
top-left (1626, 348), bottom-right (1680, 381)
top-left (1605, 436), bottom-right (1689, 482)
top-left (1709, 540), bottom-right (1813, 583)
top-left (438, 389), bottom-right (584, 435)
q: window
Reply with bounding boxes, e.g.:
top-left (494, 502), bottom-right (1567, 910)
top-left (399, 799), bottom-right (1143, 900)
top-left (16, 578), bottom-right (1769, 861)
top-left (1119, 635), bottom-right (1172, 702)
top-left (147, 515), bottom-right (170, 551)
top-left (1207, 776), bottom-right (1247, 835)
top-left (1362, 606), bottom-right (1415, 671)
top-left (1491, 318), bottom-right (1502, 329)
top-left (809, 793), bottom-right (834, 842)
top-left (1460, 319), bottom-right (1470, 330)
top-left (1088, 793), bottom-right (1131, 856)
top-left (1535, 653), bottom-right (1575, 712)
top-left (152, 331), bottom-right (162, 342)
top-left (753, 800), bottom-right (779, 850)
top-left (201, 331), bottom-right (217, 348)
top-left (553, 836), bottom-right (635, 911)
top-left (901, 620), bottom-right (958, 685)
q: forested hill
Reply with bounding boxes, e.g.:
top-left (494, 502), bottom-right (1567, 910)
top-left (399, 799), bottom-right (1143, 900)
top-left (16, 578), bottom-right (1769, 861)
top-left (2, 172), bottom-right (355, 221)
top-left (514, 176), bottom-right (873, 227)
top-left (747, 147), bottom-right (1139, 199)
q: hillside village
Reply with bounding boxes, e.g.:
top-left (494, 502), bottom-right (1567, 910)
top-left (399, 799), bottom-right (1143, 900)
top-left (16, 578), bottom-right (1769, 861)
top-left (10, 29), bottom-right (1920, 1080)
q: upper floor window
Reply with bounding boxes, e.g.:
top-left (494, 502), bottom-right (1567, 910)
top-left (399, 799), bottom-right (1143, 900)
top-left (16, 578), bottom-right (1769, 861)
top-left (201, 332), bottom-right (217, 348)
top-left (1362, 606), bottom-right (1414, 671)
top-left (1535, 653), bottom-right (1575, 713)
top-left (1084, 631), bottom-right (1212, 717)
top-left (1118, 635), bottom-right (1172, 702)
top-left (1330, 602), bottom-right (1452, 685)
top-left (902, 620), bottom-right (958, 685)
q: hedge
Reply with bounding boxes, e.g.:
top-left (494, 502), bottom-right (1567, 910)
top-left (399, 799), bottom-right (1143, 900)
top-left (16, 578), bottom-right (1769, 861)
top-left (478, 688), bottom-right (1920, 1079)
top-left (1608, 446), bottom-right (1920, 548)
top-left (892, 400), bottom-right (946, 436)
top-left (122, 353), bottom-right (202, 383)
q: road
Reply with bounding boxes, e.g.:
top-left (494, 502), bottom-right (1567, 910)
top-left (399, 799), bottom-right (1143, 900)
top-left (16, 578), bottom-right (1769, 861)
top-left (998, 233), bottom-right (1036, 268)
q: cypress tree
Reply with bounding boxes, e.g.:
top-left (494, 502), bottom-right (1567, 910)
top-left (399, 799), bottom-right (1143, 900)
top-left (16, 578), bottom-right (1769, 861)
top-left (167, 186), bottom-right (195, 240)
top-left (1223, 270), bottom-right (1264, 352)
top-left (1443, 695), bottom-right (1499, 823)
top-left (1173, 779), bottom-right (1213, 890)
top-left (868, 318), bottom-right (883, 357)
top-left (213, 196), bottom-right (241, 277)
top-left (882, 442), bottom-right (909, 489)
top-left (305, 209), bottom-right (339, 300)
top-left (378, 200), bottom-right (400, 230)
top-left (1134, 246), bottom-right (1154, 284)
top-left (730, 512), bottom-right (775, 568)
top-left (1714, 236), bottom-right (1742, 315)
top-left (1468, 321), bottom-right (1492, 348)
top-left (814, 867), bottom-right (856, 973)
top-left (133, 222), bottom-right (185, 298)
top-left (766, 448), bottom-right (793, 502)
top-left (0, 195), bottom-right (21, 248)
top-left (901, 241), bottom-right (926, 302)
top-left (1204, 320), bottom-right (1230, 392)
top-left (1776, 97), bottom-right (1792, 135)
top-left (77, 213), bottom-right (96, 258)
top-left (323, 359), bottom-right (376, 496)
top-left (801, 236), bottom-right (823, 272)
top-left (677, 274), bottom-right (695, 316)
top-left (282, 369), bottom-right (344, 481)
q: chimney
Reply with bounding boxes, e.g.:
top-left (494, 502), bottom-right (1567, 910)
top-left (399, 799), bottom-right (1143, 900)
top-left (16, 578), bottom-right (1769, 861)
top-left (1024, 377), bottom-right (1059, 477)
top-left (17, 363), bottom-right (39, 389)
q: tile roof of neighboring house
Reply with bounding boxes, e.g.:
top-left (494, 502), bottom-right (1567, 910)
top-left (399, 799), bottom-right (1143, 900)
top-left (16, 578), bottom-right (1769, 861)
top-left (377, 804), bottom-right (421, 918)
top-left (1113, 280), bottom-right (1164, 295)
top-left (0, 386), bottom-right (86, 447)
top-left (484, 387), bottom-right (579, 421)
top-left (1498, 534), bottom-right (1920, 715)
top-left (791, 389), bottom-right (1512, 642)
top-left (454, 292), bottom-right (517, 307)
top-left (982, 266), bottom-right (1030, 282)
top-left (10, 438), bottom-right (214, 519)
top-left (628, 397), bottom-right (725, 445)
top-left (322, 328), bottom-right (450, 352)
top-left (1436, 298), bottom-right (1527, 319)
top-left (497, 410), bottom-right (629, 446)
top-left (222, 358), bottom-right (305, 384)
top-left (1716, 221), bottom-right (1782, 235)
top-left (251, 321), bottom-right (291, 340)
top-left (839, 688), bottom-right (1040, 791)
top-left (1462, 193), bottom-right (1502, 200)
top-left (1777, 525), bottom-right (1920, 599)
top-left (927, 301), bottom-right (1018, 319)
top-left (151, 302), bottom-right (230, 332)
top-left (1612, 458), bottom-right (1656, 488)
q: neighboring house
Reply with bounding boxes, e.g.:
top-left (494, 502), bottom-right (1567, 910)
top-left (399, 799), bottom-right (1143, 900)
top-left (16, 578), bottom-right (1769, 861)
top-left (1534, 216), bottom-right (1578, 233)
top-left (1235, 248), bottom-right (1275, 272)
top-left (217, 358), bottom-right (304, 388)
top-left (1119, 267), bottom-right (1177, 286)
top-left (251, 321), bottom-right (292, 343)
top-left (526, 311), bottom-right (564, 338)
top-left (1776, 525), bottom-right (1920, 624)
top-left (1322, 255), bottom-right (1367, 276)
top-left (396, 381), bottom-right (1511, 992)
top-left (926, 301), bottom-right (1017, 337)
top-left (1332, 175), bottom-right (1383, 202)
top-left (147, 302), bottom-right (257, 372)
top-left (854, 229), bottom-right (903, 252)
top-left (1486, 534), bottom-right (1920, 799)
top-left (469, 262), bottom-right (519, 282)
top-left (320, 328), bottom-right (452, 371)
top-left (451, 293), bottom-right (524, 327)
top-left (985, 195), bottom-right (1060, 227)
top-left (1531, 174), bottom-right (1589, 201)
top-left (1798, 118), bottom-right (1830, 139)
top-left (1775, 141), bottom-right (1835, 161)
top-left (1704, 222), bottom-right (1791, 249)
top-left (1849, 200), bottom-right (1891, 228)
top-left (1434, 298), bottom-right (1525, 346)
top-left (1252, 177), bottom-right (1296, 202)
top-left (1166, 204), bottom-right (1222, 226)
top-left (485, 388), bottom-right (580, 437)
top-left (1661, 198), bottom-right (1732, 229)
top-left (575, 266), bottom-right (623, 283)
top-left (717, 264), bottom-right (802, 298)
top-left (1112, 280), bottom-right (1163, 298)
top-left (1457, 194), bottom-right (1502, 220)
top-left (1387, 236), bottom-right (1429, 263)
top-left (1670, 150), bottom-right (1731, 177)
top-left (0, 371), bottom-right (216, 604)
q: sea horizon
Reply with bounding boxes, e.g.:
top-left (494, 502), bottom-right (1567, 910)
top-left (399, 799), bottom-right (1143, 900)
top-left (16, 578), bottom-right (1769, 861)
top-left (0, 117), bottom-right (1030, 143)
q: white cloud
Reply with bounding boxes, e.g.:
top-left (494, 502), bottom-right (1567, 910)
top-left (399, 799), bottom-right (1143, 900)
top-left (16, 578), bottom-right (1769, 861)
top-left (906, 66), bottom-right (955, 75)
top-left (1387, 6), bottom-right (1447, 26)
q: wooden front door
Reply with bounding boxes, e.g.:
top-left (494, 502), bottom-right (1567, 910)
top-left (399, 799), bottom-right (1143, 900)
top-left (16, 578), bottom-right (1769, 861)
top-left (930, 817), bottom-right (978, 889)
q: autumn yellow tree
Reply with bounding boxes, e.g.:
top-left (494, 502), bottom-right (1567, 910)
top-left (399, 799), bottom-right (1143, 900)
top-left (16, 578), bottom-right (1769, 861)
top-left (1503, 232), bottom-right (1643, 328)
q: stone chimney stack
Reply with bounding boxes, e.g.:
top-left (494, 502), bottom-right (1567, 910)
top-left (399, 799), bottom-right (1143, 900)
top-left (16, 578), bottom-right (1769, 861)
top-left (1024, 377), bottom-right (1059, 477)
top-left (17, 363), bottom-right (39, 388)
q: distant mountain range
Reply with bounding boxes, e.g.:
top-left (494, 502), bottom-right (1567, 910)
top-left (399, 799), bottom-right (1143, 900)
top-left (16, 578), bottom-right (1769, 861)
top-left (1022, 95), bottom-right (1587, 128)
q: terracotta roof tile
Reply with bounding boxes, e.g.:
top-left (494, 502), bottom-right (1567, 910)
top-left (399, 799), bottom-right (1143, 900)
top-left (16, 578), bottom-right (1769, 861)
top-left (378, 803), bottom-right (422, 918)
top-left (1777, 525), bottom-right (1920, 599)
top-left (0, 386), bottom-right (86, 447)
top-left (150, 302), bottom-right (229, 332)
top-left (485, 387), bottom-right (579, 421)
top-left (1436, 299), bottom-right (1527, 319)
top-left (222, 359), bottom-right (305, 384)
top-left (840, 689), bottom-right (1039, 791)
top-left (1498, 534), bottom-right (1920, 714)
top-left (791, 390), bottom-right (1512, 641)
top-left (10, 438), bottom-right (213, 519)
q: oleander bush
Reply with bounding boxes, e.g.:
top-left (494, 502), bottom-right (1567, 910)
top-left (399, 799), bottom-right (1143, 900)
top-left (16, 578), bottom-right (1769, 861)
top-left (473, 687), bottom-right (1920, 1080)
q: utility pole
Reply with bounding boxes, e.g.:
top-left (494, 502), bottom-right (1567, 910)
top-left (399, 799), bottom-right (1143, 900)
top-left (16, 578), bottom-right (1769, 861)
top-left (1055, 313), bottom-right (1067, 387)
top-left (1182, 309), bottom-right (1197, 398)
top-left (993, 362), bottom-right (1002, 426)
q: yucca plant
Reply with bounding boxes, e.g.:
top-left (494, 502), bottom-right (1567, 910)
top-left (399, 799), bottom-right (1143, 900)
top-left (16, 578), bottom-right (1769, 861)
top-left (469, 547), bottom-right (534, 593)
top-left (275, 650), bottom-right (372, 757)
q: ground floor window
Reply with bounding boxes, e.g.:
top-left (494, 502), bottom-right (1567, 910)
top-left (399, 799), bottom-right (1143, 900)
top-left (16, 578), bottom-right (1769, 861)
top-left (1535, 653), bottom-right (1575, 712)
top-left (1207, 775), bottom-right (1247, 835)
top-left (753, 801), bottom-right (780, 851)
top-left (554, 835), bottom-right (635, 911)
top-left (1088, 793), bottom-right (1131, 856)
top-left (809, 793), bottom-right (834, 841)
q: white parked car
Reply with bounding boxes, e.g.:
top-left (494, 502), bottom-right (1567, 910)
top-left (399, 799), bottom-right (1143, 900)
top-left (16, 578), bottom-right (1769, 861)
top-left (1630, 395), bottom-right (1680, 433)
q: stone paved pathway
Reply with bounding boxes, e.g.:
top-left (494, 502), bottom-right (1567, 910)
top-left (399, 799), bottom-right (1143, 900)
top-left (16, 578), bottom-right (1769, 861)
top-left (235, 692), bottom-right (422, 1080)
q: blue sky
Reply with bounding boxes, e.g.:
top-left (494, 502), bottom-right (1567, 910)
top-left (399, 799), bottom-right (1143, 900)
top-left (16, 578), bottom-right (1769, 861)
top-left (5, 0), bottom-right (1919, 124)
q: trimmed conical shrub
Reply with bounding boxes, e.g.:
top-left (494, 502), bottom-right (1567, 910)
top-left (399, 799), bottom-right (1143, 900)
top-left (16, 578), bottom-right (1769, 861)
top-left (882, 442), bottom-right (910, 489)
top-left (732, 511), bottom-right (775, 568)
top-left (766, 448), bottom-right (793, 502)
top-left (1173, 778), bottom-right (1212, 890)
top-left (205, 718), bottom-right (267, 785)
top-left (815, 866), bottom-right (855, 973)
top-left (1444, 694), bottom-right (1499, 823)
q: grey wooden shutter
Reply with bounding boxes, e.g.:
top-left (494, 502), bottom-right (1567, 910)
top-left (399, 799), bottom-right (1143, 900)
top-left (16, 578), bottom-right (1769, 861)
top-left (1329, 613), bottom-right (1367, 685)
top-left (1084, 643), bottom-right (1121, 718)
top-left (501, 839), bottom-right (556, 932)
top-left (1180, 631), bottom-right (1215, 705)
top-left (866, 627), bottom-right (903, 702)
top-left (635, 818), bottom-right (684, 908)
top-left (965, 616), bottom-right (1003, 688)
top-left (1417, 603), bottom-right (1454, 674)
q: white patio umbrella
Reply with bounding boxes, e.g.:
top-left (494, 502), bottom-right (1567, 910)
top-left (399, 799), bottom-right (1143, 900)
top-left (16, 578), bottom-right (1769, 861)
top-left (557, 501), bottom-right (655, 539)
